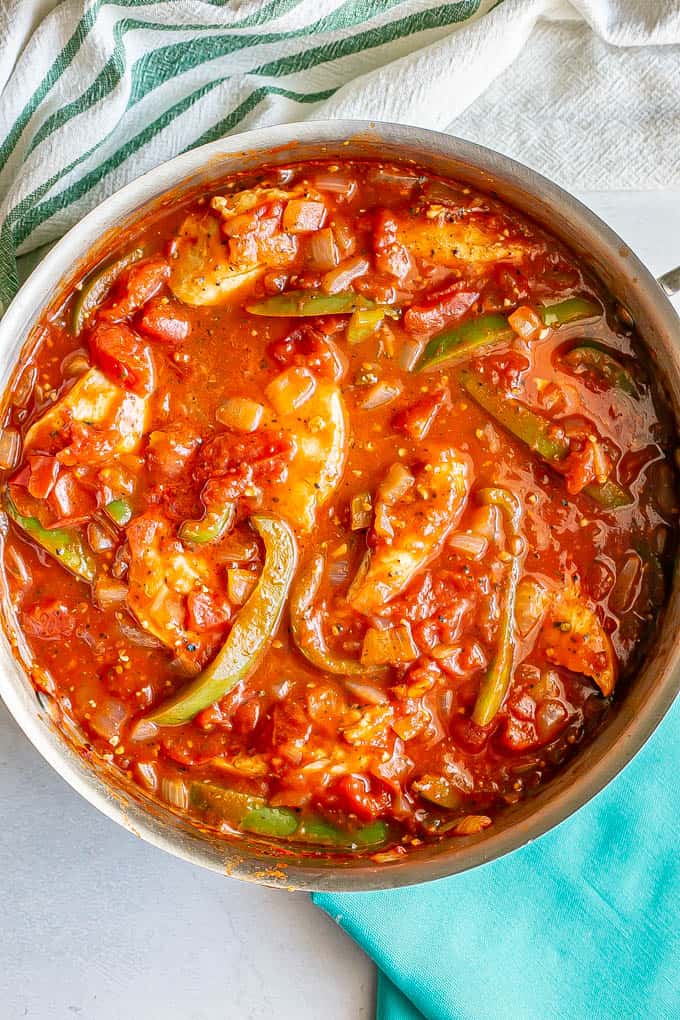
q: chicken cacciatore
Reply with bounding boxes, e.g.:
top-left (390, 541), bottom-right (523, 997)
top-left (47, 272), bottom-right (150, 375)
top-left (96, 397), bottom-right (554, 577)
top-left (1, 160), bottom-right (676, 859)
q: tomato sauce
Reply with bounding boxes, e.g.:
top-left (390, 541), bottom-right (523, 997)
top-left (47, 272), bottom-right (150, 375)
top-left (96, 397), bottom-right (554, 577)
top-left (1, 160), bottom-right (676, 857)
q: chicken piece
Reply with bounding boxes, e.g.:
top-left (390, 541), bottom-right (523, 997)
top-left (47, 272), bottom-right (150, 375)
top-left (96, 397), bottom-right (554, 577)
top-left (24, 368), bottom-right (147, 458)
top-left (348, 446), bottom-right (473, 614)
top-left (260, 374), bottom-right (348, 534)
top-left (538, 592), bottom-right (616, 696)
top-left (126, 513), bottom-right (234, 666)
top-left (169, 212), bottom-right (263, 306)
top-left (169, 185), bottom-right (317, 307)
top-left (395, 210), bottom-right (533, 268)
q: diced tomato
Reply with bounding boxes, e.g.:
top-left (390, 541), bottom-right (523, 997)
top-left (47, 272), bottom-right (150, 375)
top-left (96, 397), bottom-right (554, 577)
top-left (282, 199), bottom-right (326, 234)
top-left (89, 322), bottom-right (155, 396)
top-left (47, 470), bottom-right (97, 525)
top-left (501, 716), bottom-right (539, 752)
top-left (137, 297), bottom-right (191, 343)
top-left (186, 591), bottom-right (232, 632)
top-left (450, 714), bottom-right (493, 752)
top-left (161, 730), bottom-right (227, 766)
top-left (375, 243), bottom-right (412, 281)
top-left (146, 426), bottom-right (201, 481)
top-left (479, 351), bottom-right (530, 392)
top-left (324, 774), bottom-right (390, 822)
top-left (392, 388), bottom-right (449, 440)
top-left (373, 209), bottom-right (399, 250)
top-left (22, 599), bottom-right (76, 640)
top-left (404, 283), bottom-right (480, 338)
top-left (103, 256), bottom-right (170, 320)
top-left (101, 664), bottom-right (153, 708)
top-left (27, 455), bottom-right (60, 500)
top-left (266, 326), bottom-right (346, 381)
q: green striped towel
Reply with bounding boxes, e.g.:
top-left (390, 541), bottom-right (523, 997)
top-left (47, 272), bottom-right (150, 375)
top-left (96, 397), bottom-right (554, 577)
top-left (2, 0), bottom-right (679, 316)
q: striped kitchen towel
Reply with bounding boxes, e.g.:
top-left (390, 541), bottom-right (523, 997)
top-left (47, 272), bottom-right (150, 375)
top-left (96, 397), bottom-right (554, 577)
top-left (1, 0), bottom-right (679, 316)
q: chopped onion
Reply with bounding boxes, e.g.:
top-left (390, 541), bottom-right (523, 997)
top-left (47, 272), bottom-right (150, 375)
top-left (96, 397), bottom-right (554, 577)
top-left (610, 552), bottom-right (643, 614)
top-left (514, 578), bottom-right (550, 637)
top-left (265, 366), bottom-right (316, 415)
top-left (87, 520), bottom-right (116, 553)
top-left (333, 219), bottom-right (357, 258)
top-left (118, 615), bottom-right (164, 649)
top-left (61, 350), bottom-right (91, 379)
top-left (307, 228), bottom-right (339, 271)
top-left (129, 718), bottom-right (159, 743)
top-left (133, 761), bottom-right (158, 790)
top-left (468, 504), bottom-right (504, 546)
top-left (398, 338), bottom-right (424, 372)
top-left (216, 397), bottom-right (264, 433)
top-left (343, 679), bottom-right (389, 705)
top-left (88, 697), bottom-right (128, 740)
top-left (329, 559), bottom-right (350, 585)
top-left (378, 462), bottom-right (415, 504)
top-left (94, 575), bottom-right (129, 609)
top-left (160, 776), bottom-right (189, 810)
top-left (228, 567), bottom-right (257, 605)
top-left (322, 255), bottom-right (369, 295)
top-left (4, 545), bottom-right (31, 586)
top-left (361, 380), bottom-right (403, 410)
top-left (312, 172), bottom-right (357, 198)
top-left (448, 532), bottom-right (488, 561)
top-left (219, 534), bottom-right (259, 563)
top-left (350, 491), bottom-right (373, 531)
top-left (13, 365), bottom-right (37, 407)
top-left (367, 167), bottom-right (421, 193)
top-left (361, 624), bottom-right (419, 666)
top-left (0, 428), bottom-right (20, 470)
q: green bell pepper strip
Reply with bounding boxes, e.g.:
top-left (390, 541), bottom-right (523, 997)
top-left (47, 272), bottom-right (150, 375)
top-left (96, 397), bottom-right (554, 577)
top-left (72, 247), bottom-right (143, 336)
top-left (416, 298), bottom-right (602, 372)
top-left (145, 514), bottom-right (297, 726)
top-left (472, 487), bottom-right (523, 727)
top-left (562, 342), bottom-right (637, 396)
top-left (459, 370), bottom-right (631, 509)
top-left (347, 307), bottom-right (385, 343)
top-left (190, 781), bottom-right (388, 847)
top-left (5, 496), bottom-right (95, 582)
top-left (540, 296), bottom-right (601, 327)
top-left (290, 552), bottom-right (387, 678)
top-left (417, 314), bottom-right (512, 371)
top-left (246, 290), bottom-right (377, 317)
top-left (104, 497), bottom-right (133, 527)
top-left (178, 504), bottom-right (235, 545)
top-left (460, 369), bottom-right (569, 461)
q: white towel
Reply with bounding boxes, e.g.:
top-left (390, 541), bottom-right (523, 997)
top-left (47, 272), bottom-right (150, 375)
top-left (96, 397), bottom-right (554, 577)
top-left (1, 0), bottom-right (678, 313)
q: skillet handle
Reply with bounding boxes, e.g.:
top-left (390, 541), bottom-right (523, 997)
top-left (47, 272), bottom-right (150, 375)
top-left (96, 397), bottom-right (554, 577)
top-left (658, 266), bottom-right (680, 297)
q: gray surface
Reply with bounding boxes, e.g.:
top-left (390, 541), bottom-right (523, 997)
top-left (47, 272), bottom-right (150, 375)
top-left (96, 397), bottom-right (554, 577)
top-left (1, 191), bottom-right (679, 1020)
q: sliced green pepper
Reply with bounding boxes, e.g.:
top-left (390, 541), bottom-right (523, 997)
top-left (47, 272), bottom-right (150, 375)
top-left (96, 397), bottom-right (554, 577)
top-left (146, 514), bottom-right (297, 726)
top-left (472, 487), bottom-right (523, 726)
top-left (540, 296), bottom-right (601, 327)
top-left (460, 369), bottom-right (569, 461)
top-left (246, 290), bottom-right (377, 317)
top-left (190, 781), bottom-right (388, 848)
top-left (562, 342), bottom-right (637, 396)
top-left (104, 497), bottom-right (133, 527)
top-left (290, 552), bottom-right (387, 678)
top-left (5, 496), bottom-right (95, 582)
top-left (178, 504), bottom-right (235, 545)
top-left (72, 247), bottom-right (143, 336)
top-left (347, 307), bottom-right (385, 343)
top-left (460, 370), bottom-right (630, 510)
top-left (417, 314), bottom-right (512, 371)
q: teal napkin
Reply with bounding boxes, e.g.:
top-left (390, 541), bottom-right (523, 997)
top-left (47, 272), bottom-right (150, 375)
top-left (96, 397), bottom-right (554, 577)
top-left (314, 698), bottom-right (680, 1020)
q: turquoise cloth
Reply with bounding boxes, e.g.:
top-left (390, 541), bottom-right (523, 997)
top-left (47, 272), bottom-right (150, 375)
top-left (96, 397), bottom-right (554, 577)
top-left (314, 698), bottom-right (680, 1020)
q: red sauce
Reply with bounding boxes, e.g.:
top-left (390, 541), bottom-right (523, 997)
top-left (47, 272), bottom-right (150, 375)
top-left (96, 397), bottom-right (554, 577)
top-left (1, 160), bottom-right (676, 857)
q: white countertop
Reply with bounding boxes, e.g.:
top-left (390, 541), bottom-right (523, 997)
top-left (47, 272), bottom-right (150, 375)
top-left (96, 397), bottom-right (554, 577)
top-left (2, 190), bottom-right (679, 1020)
